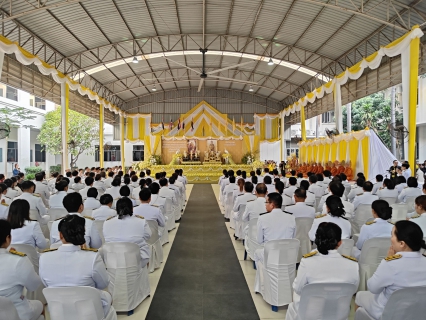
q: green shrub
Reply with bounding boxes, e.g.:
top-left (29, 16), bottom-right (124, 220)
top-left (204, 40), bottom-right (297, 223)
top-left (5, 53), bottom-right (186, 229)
top-left (49, 165), bottom-right (61, 173)
top-left (24, 166), bottom-right (43, 175)
top-left (26, 173), bottom-right (36, 180)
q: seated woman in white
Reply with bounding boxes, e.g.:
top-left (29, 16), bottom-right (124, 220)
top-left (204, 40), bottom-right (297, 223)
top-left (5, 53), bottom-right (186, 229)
top-left (377, 178), bottom-right (399, 199)
top-left (8, 199), bottom-right (47, 250)
top-left (39, 215), bottom-right (112, 317)
top-left (103, 197), bottom-right (152, 267)
top-left (409, 195), bottom-right (426, 234)
top-left (355, 220), bottom-right (426, 319)
top-left (352, 200), bottom-right (393, 259)
top-left (286, 222), bottom-right (359, 320)
top-left (308, 195), bottom-right (351, 241)
top-left (0, 220), bottom-right (44, 320)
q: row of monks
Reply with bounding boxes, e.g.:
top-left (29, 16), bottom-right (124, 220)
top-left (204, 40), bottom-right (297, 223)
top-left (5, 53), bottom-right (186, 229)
top-left (287, 160), bottom-right (354, 181)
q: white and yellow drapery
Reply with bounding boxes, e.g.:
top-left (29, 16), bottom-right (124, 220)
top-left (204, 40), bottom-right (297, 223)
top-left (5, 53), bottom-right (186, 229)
top-left (298, 129), bottom-right (396, 180)
top-left (253, 114), bottom-right (280, 142)
top-left (125, 114), bottom-right (151, 142)
top-left (284, 26), bottom-right (423, 170)
top-left (144, 134), bottom-right (162, 157)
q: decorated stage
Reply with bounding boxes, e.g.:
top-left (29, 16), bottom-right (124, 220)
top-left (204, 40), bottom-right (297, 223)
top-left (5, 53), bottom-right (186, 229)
top-left (144, 164), bottom-right (254, 183)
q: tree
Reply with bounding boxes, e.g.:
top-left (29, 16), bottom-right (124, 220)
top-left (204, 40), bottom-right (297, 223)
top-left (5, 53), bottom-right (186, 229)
top-left (342, 92), bottom-right (403, 149)
top-left (37, 107), bottom-right (99, 168)
top-left (0, 105), bottom-right (36, 129)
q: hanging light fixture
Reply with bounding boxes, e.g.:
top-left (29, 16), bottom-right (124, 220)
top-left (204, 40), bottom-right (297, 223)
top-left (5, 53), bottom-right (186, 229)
top-left (249, 85), bottom-right (254, 92)
top-left (152, 84), bottom-right (157, 91)
top-left (268, 57), bottom-right (274, 65)
top-left (132, 56), bottom-right (138, 64)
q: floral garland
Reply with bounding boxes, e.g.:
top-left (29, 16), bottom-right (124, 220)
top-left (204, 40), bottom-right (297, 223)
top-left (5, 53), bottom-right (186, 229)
top-left (169, 152), bottom-right (182, 165)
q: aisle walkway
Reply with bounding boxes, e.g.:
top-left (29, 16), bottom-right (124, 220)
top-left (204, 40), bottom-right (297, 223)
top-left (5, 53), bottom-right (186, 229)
top-left (146, 184), bottom-right (259, 320)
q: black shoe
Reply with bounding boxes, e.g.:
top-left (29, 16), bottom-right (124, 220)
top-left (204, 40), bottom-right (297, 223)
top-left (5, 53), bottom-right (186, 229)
top-left (175, 218), bottom-right (182, 223)
top-left (225, 218), bottom-right (230, 222)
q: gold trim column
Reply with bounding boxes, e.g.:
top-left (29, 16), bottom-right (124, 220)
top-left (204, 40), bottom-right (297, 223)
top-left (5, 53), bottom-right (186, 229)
top-left (99, 105), bottom-right (104, 168)
top-left (408, 36), bottom-right (420, 175)
top-left (120, 115), bottom-right (125, 170)
top-left (300, 106), bottom-right (307, 141)
top-left (61, 83), bottom-right (69, 172)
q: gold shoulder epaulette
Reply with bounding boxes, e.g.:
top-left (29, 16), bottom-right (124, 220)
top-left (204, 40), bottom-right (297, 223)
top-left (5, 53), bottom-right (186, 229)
top-left (341, 254), bottom-right (358, 262)
top-left (315, 214), bottom-right (327, 219)
top-left (82, 248), bottom-right (98, 252)
top-left (1, 203), bottom-right (9, 207)
top-left (43, 248), bottom-right (58, 253)
top-left (135, 215), bottom-right (145, 219)
top-left (84, 216), bottom-right (94, 220)
top-left (365, 220), bottom-right (376, 225)
top-left (303, 250), bottom-right (318, 258)
top-left (151, 204), bottom-right (159, 207)
top-left (385, 254), bottom-right (402, 261)
top-left (32, 193), bottom-right (40, 197)
top-left (411, 214), bottom-right (421, 219)
top-left (106, 216), bottom-right (114, 221)
top-left (247, 199), bottom-right (255, 202)
top-left (55, 216), bottom-right (65, 221)
top-left (387, 220), bottom-right (395, 225)
top-left (9, 249), bottom-right (26, 257)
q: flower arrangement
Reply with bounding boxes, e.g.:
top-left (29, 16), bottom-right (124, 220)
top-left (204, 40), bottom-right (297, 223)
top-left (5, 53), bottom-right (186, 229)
top-left (149, 154), bottom-right (161, 165)
top-left (221, 150), bottom-right (235, 164)
top-left (252, 160), bottom-right (263, 170)
top-left (241, 152), bottom-right (257, 165)
top-left (170, 151), bottom-right (182, 165)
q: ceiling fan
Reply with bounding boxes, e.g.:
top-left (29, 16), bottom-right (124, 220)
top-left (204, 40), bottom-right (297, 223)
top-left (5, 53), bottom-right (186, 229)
top-left (164, 49), bottom-right (258, 92)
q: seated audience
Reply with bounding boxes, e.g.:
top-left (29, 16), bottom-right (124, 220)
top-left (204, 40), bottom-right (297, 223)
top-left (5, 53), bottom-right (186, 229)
top-left (92, 194), bottom-right (116, 220)
top-left (83, 187), bottom-right (101, 210)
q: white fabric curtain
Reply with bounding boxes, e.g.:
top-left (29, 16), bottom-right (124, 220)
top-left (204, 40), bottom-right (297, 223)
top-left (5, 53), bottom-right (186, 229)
top-left (260, 141), bottom-right (280, 162)
top-left (368, 130), bottom-right (397, 179)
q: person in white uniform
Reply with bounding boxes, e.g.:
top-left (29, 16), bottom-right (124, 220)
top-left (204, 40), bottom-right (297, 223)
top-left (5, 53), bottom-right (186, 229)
top-left (377, 178), bottom-right (399, 199)
top-left (83, 187), bottom-right (101, 210)
top-left (0, 184), bottom-right (10, 219)
top-left (355, 220), bottom-right (426, 319)
top-left (71, 176), bottom-right (85, 192)
top-left (149, 183), bottom-right (166, 215)
top-left (158, 178), bottom-right (176, 207)
top-left (92, 194), bottom-right (116, 220)
top-left (0, 220), bottom-right (44, 320)
top-left (34, 172), bottom-right (50, 207)
top-left (132, 178), bottom-right (146, 203)
top-left (103, 197), bottom-right (152, 267)
top-left (308, 175), bottom-right (326, 198)
top-left (299, 180), bottom-right (315, 206)
top-left (13, 181), bottom-right (50, 225)
top-left (401, 163), bottom-right (412, 181)
top-left (8, 199), bottom-right (48, 250)
top-left (93, 174), bottom-right (106, 193)
top-left (242, 183), bottom-right (267, 224)
top-left (348, 177), bottom-right (366, 202)
top-left (309, 195), bottom-right (351, 241)
top-left (409, 195), bottom-right (426, 233)
top-left (134, 188), bottom-right (166, 227)
top-left (79, 176), bottom-right (94, 201)
top-left (49, 180), bottom-right (68, 209)
top-left (263, 176), bottom-right (276, 195)
top-left (254, 192), bottom-right (296, 266)
top-left (4, 178), bottom-right (19, 199)
top-left (284, 188), bottom-right (316, 219)
top-left (255, 169), bottom-right (264, 184)
top-left (104, 172), bottom-right (114, 189)
top-left (50, 193), bottom-right (102, 249)
top-left (352, 200), bottom-right (393, 259)
top-left (286, 222), bottom-right (359, 320)
top-left (39, 215), bottom-right (112, 317)
top-left (0, 182), bottom-right (12, 206)
top-left (395, 176), bottom-right (407, 195)
top-left (372, 175), bottom-right (384, 195)
top-left (319, 182), bottom-right (354, 219)
top-left (233, 182), bottom-right (256, 239)
top-left (353, 181), bottom-right (379, 210)
top-left (105, 178), bottom-right (122, 200)
top-left (398, 177), bottom-right (422, 203)
top-left (284, 177), bottom-right (298, 197)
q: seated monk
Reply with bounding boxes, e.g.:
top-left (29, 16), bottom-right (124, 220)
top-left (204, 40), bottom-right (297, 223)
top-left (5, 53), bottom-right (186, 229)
top-left (325, 161), bottom-right (332, 172)
top-left (330, 163), bottom-right (338, 177)
top-left (317, 163), bottom-right (324, 174)
top-left (311, 163), bottom-right (318, 174)
top-left (337, 160), bottom-right (345, 174)
top-left (306, 163), bottom-right (313, 175)
top-left (344, 161), bottom-right (354, 181)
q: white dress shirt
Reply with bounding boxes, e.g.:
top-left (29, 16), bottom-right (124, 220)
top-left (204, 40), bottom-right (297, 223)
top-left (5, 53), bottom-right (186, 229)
top-left (242, 197), bottom-right (267, 222)
top-left (92, 205), bottom-right (117, 220)
top-left (49, 191), bottom-right (67, 208)
top-left (397, 187), bottom-right (422, 203)
top-left (13, 192), bottom-right (49, 224)
top-left (11, 220), bottom-right (48, 250)
top-left (284, 202), bottom-right (316, 219)
top-left (402, 168), bottom-right (412, 180)
top-left (348, 186), bottom-right (364, 202)
top-left (134, 203), bottom-right (166, 227)
top-left (309, 214), bottom-right (351, 241)
top-left (105, 186), bottom-right (121, 200)
top-left (353, 192), bottom-right (379, 210)
top-left (377, 188), bottom-right (399, 199)
top-left (308, 183), bottom-right (325, 198)
top-left (84, 197), bottom-right (101, 210)
top-left (257, 208), bottom-right (296, 244)
top-left (410, 213), bottom-right (426, 235)
top-left (34, 181), bottom-right (50, 206)
top-left (372, 181), bottom-right (384, 195)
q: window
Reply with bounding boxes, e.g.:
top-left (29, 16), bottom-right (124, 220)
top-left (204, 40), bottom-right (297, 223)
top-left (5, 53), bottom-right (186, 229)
top-left (30, 150), bottom-right (33, 163)
top-left (35, 144), bottom-right (46, 162)
top-left (322, 111), bottom-right (335, 123)
top-left (95, 145), bottom-right (121, 162)
top-left (34, 97), bottom-right (46, 110)
top-left (6, 86), bottom-right (18, 101)
top-left (133, 145), bottom-right (144, 161)
top-left (7, 142), bottom-right (18, 162)
top-left (286, 148), bottom-right (299, 158)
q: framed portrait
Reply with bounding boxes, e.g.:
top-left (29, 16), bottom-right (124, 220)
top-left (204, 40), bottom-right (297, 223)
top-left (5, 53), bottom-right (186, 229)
top-left (206, 139), bottom-right (217, 154)
top-left (187, 139), bottom-right (197, 154)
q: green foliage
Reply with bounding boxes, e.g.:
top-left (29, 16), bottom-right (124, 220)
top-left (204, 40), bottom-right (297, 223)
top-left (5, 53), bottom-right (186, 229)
top-left (49, 165), bottom-right (61, 173)
top-left (24, 166), bottom-right (43, 175)
top-left (342, 92), bottom-right (403, 149)
top-left (0, 105), bottom-right (36, 134)
top-left (37, 107), bottom-right (99, 168)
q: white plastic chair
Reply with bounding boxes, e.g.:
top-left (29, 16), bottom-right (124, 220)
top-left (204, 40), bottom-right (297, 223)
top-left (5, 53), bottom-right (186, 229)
top-left (0, 296), bottom-right (44, 320)
top-left (48, 221), bottom-right (53, 232)
top-left (102, 242), bottom-right (150, 313)
top-left (405, 196), bottom-right (417, 210)
top-left (255, 239), bottom-right (300, 310)
top-left (295, 217), bottom-right (314, 263)
top-left (315, 197), bottom-right (322, 211)
top-left (234, 204), bottom-right (246, 239)
top-left (379, 197), bottom-right (397, 205)
top-left (355, 286), bottom-right (426, 320)
top-left (358, 237), bottom-right (390, 291)
top-left (344, 185), bottom-right (351, 198)
top-left (43, 286), bottom-right (117, 320)
top-left (47, 208), bottom-right (68, 221)
top-left (146, 220), bottom-right (163, 273)
top-left (224, 191), bottom-right (234, 221)
top-left (287, 283), bottom-right (357, 320)
top-left (164, 198), bottom-right (176, 231)
top-left (93, 220), bottom-right (105, 245)
top-left (352, 204), bottom-right (372, 235)
top-left (82, 209), bottom-right (93, 217)
top-left (245, 218), bottom-right (263, 261)
top-left (337, 238), bottom-right (354, 256)
top-left (390, 203), bottom-right (410, 222)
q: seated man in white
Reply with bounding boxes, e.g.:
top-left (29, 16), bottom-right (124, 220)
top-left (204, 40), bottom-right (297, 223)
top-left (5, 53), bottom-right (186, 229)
top-left (284, 188), bottom-right (316, 218)
top-left (263, 176), bottom-right (276, 195)
top-left (285, 170), bottom-right (297, 187)
top-left (34, 172), bottom-right (50, 207)
top-left (134, 188), bottom-right (166, 228)
top-left (149, 182), bottom-right (166, 215)
top-left (49, 180), bottom-right (69, 209)
top-left (408, 195), bottom-right (426, 229)
top-left (79, 176), bottom-right (94, 200)
top-left (254, 192), bottom-right (296, 267)
top-left (223, 176), bottom-right (238, 219)
top-left (131, 178), bottom-right (146, 202)
top-left (93, 174), bottom-right (106, 192)
top-left (395, 176), bottom-right (407, 194)
top-left (320, 182), bottom-right (354, 219)
top-left (348, 177), bottom-right (365, 202)
top-left (233, 182), bottom-right (256, 239)
top-left (13, 180), bottom-right (50, 226)
top-left (158, 178), bottom-right (176, 207)
top-left (50, 193), bottom-right (103, 249)
top-left (323, 170), bottom-right (332, 186)
top-left (398, 177), bottom-right (422, 203)
top-left (372, 174), bottom-right (384, 195)
top-left (92, 194), bottom-right (116, 220)
top-left (104, 172), bottom-right (114, 188)
top-left (83, 187), bottom-right (101, 210)
top-left (308, 175), bottom-right (326, 198)
top-left (119, 186), bottom-right (137, 207)
top-left (105, 177), bottom-right (122, 200)
top-left (71, 176), bottom-right (85, 192)
top-left (298, 180), bottom-right (315, 207)
top-left (242, 183), bottom-right (267, 224)
top-left (353, 181), bottom-right (379, 211)
top-left (377, 178), bottom-right (399, 199)
top-left (284, 177), bottom-right (298, 197)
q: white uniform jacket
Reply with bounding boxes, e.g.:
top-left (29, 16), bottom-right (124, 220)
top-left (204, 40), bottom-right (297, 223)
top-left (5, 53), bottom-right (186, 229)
top-left (0, 248), bottom-right (42, 320)
top-left (92, 205), bottom-right (117, 220)
top-left (93, 180), bottom-right (106, 192)
top-left (159, 186), bottom-right (176, 206)
top-left (133, 203), bottom-right (166, 227)
top-left (34, 181), bottom-right (50, 206)
top-left (284, 202), bottom-right (316, 219)
top-left (308, 214), bottom-right (351, 241)
top-left (354, 218), bottom-right (393, 256)
top-left (257, 208), bottom-right (296, 244)
top-left (398, 187), bottom-right (422, 203)
top-left (13, 192), bottom-right (49, 223)
top-left (353, 192), bottom-right (379, 210)
top-left (242, 197), bottom-right (266, 222)
top-left (84, 197), bottom-right (101, 210)
top-left (50, 212), bottom-right (103, 249)
top-left (372, 181), bottom-right (384, 195)
top-left (6, 188), bottom-right (19, 200)
top-left (105, 186), bottom-right (121, 200)
top-left (284, 185), bottom-right (297, 197)
top-left (0, 202), bottom-right (9, 219)
top-left (233, 193), bottom-right (257, 213)
top-left (320, 197), bottom-right (355, 219)
top-left (348, 186), bottom-right (364, 202)
top-left (11, 220), bottom-right (48, 250)
top-left (49, 191), bottom-right (67, 208)
top-left (308, 183), bottom-right (326, 198)
top-left (410, 213), bottom-right (426, 235)
top-left (377, 188), bottom-right (399, 199)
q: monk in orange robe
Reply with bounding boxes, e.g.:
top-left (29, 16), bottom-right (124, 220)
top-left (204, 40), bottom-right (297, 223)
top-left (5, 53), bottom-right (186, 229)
top-left (337, 161), bottom-right (345, 174)
top-left (317, 163), bottom-right (324, 174)
top-left (311, 163), bottom-right (318, 174)
top-left (330, 162), bottom-right (338, 177)
top-left (344, 161), bottom-right (354, 181)
top-left (325, 161), bottom-right (332, 172)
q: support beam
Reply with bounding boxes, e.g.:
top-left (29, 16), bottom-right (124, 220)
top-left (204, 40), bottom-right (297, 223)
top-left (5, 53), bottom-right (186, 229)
top-left (99, 105), bottom-right (104, 168)
top-left (347, 103), bottom-right (352, 133)
top-left (408, 36), bottom-right (420, 174)
top-left (300, 106), bottom-right (306, 141)
top-left (390, 87), bottom-right (396, 156)
top-left (120, 115), bottom-right (125, 170)
top-left (61, 82), bottom-right (69, 172)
